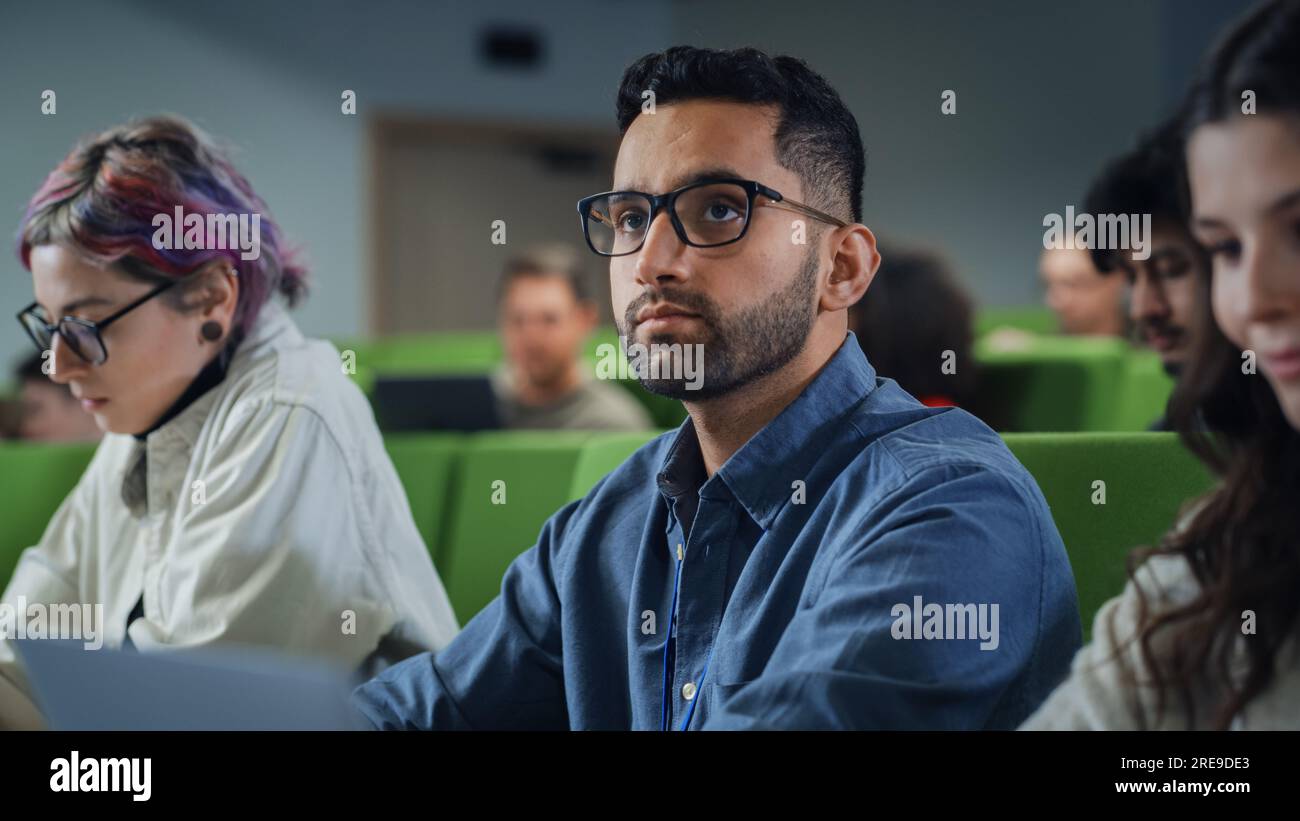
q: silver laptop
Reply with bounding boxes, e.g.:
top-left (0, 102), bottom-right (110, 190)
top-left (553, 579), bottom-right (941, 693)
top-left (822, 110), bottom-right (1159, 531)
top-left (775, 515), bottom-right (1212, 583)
top-left (14, 639), bottom-right (367, 730)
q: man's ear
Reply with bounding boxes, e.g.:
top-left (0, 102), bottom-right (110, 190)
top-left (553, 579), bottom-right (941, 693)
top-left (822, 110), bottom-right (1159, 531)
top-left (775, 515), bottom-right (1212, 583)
top-left (820, 224), bottom-right (880, 312)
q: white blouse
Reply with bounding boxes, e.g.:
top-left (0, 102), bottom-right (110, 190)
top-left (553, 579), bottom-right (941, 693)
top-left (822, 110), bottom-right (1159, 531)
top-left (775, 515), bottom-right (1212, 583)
top-left (0, 302), bottom-right (459, 728)
top-left (1021, 551), bottom-right (1300, 730)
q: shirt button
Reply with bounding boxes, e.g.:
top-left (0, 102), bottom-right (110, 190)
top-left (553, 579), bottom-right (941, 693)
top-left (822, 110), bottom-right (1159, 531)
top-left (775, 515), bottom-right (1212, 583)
top-left (681, 682), bottom-right (697, 701)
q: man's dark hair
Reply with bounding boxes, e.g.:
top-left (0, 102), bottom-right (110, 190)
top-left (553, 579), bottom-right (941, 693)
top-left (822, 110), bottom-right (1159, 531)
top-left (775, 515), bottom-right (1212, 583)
top-left (616, 46), bottom-right (865, 224)
top-left (496, 243), bottom-right (592, 305)
top-left (1083, 121), bottom-right (1191, 273)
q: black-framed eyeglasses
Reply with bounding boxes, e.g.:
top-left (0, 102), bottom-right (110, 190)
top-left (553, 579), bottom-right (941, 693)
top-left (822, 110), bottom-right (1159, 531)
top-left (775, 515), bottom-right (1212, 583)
top-left (16, 278), bottom-right (183, 367)
top-left (576, 177), bottom-right (848, 257)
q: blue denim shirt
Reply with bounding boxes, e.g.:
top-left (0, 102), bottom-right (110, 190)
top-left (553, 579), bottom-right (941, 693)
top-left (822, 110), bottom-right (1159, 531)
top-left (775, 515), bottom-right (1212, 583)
top-left (353, 332), bottom-right (1082, 730)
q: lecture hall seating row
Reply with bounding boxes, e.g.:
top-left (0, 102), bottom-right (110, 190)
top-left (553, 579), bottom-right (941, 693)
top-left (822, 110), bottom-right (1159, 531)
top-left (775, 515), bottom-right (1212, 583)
top-left (332, 312), bottom-right (1176, 434)
top-left (0, 430), bottom-right (1214, 639)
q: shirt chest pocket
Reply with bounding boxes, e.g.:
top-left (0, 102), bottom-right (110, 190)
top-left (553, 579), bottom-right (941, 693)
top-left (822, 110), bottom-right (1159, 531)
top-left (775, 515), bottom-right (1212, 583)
top-left (694, 678), bottom-right (759, 728)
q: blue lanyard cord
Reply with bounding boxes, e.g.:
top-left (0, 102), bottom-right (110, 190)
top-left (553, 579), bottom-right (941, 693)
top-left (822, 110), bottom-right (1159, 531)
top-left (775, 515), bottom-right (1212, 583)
top-left (659, 548), bottom-right (684, 732)
top-left (678, 646), bottom-right (713, 731)
top-left (659, 543), bottom-right (716, 732)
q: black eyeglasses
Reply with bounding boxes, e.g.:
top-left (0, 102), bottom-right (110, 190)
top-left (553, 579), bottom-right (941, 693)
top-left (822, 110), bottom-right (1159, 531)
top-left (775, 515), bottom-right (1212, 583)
top-left (17, 278), bottom-right (182, 367)
top-left (577, 177), bottom-right (847, 257)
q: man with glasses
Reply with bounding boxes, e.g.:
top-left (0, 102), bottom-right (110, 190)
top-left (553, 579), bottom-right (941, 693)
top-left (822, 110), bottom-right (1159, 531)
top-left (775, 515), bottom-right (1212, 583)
top-left (355, 46), bottom-right (1081, 730)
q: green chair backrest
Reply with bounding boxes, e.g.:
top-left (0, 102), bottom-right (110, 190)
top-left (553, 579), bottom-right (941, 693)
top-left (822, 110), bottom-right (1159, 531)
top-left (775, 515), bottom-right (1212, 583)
top-left (975, 306), bottom-right (1058, 337)
top-left (0, 442), bottom-right (98, 589)
top-left (1111, 351), bottom-right (1176, 431)
top-left (2, 428), bottom-right (1217, 649)
top-left (568, 431), bottom-right (665, 502)
top-left (331, 338), bottom-right (383, 397)
top-left (1001, 432), bottom-right (1215, 639)
top-left (439, 431), bottom-right (594, 623)
top-left (370, 331), bottom-right (503, 373)
top-left (333, 332), bottom-right (504, 396)
top-left (974, 335), bottom-right (1131, 431)
top-left (383, 433), bottom-right (463, 565)
top-left (585, 326), bottom-right (623, 363)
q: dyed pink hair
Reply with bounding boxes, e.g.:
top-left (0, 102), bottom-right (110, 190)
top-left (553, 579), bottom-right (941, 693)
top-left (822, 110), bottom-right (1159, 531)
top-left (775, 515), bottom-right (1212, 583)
top-left (17, 115), bottom-right (307, 332)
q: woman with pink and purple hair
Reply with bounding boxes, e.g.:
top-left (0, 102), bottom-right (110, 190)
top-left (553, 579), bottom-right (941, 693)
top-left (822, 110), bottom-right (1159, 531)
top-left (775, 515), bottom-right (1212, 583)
top-left (0, 116), bottom-right (458, 729)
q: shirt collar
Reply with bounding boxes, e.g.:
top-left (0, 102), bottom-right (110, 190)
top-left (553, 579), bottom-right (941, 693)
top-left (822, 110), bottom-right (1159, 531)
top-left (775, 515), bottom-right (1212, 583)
top-left (656, 421), bottom-right (707, 502)
top-left (655, 331), bottom-right (877, 530)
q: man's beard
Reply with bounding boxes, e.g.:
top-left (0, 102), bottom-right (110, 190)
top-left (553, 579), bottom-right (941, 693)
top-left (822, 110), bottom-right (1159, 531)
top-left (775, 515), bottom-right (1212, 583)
top-left (618, 248), bottom-right (821, 400)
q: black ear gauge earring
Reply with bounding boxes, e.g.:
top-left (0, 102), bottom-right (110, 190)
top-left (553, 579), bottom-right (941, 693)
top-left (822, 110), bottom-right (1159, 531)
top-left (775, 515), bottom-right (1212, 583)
top-left (200, 321), bottom-right (224, 342)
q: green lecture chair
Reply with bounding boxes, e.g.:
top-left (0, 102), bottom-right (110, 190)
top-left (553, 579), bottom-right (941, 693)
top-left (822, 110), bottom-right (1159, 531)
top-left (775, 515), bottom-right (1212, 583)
top-left (974, 335), bottom-right (1132, 432)
top-left (330, 337), bottom-right (384, 397)
top-left (1112, 351), bottom-right (1176, 431)
top-left (568, 430), bottom-right (665, 502)
top-left (0, 442), bottom-right (98, 589)
top-left (438, 431), bottom-right (594, 623)
top-left (383, 433), bottom-right (463, 567)
top-left (584, 326), bottom-right (623, 362)
top-left (371, 331), bottom-right (502, 374)
top-left (1002, 432), bottom-right (1215, 640)
top-left (333, 331), bottom-right (503, 397)
top-left (974, 306), bottom-right (1058, 337)
top-left (2, 426), bottom-right (1216, 653)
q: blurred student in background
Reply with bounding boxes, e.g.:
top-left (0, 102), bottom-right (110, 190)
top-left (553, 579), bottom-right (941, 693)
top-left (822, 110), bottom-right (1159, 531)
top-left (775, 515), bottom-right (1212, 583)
top-left (12, 352), bottom-right (102, 442)
top-left (494, 244), bottom-right (652, 430)
top-left (848, 243), bottom-right (977, 408)
top-left (1039, 244), bottom-right (1128, 337)
top-left (1024, 0), bottom-right (1300, 729)
top-left (1, 116), bottom-right (457, 730)
top-left (1084, 123), bottom-right (1211, 429)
